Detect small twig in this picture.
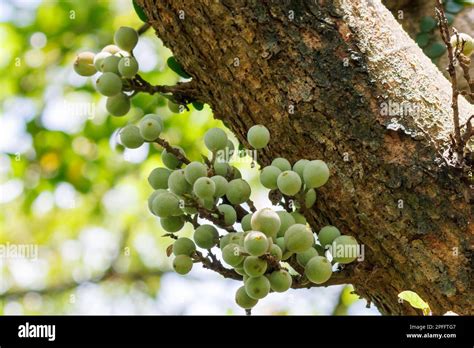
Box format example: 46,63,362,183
137,23,151,36
154,137,191,165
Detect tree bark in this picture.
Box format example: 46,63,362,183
138,0,473,315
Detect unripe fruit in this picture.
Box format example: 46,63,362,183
148,167,171,190
139,115,162,141
151,192,181,217
234,267,247,276
268,269,292,292
305,189,317,208
160,215,185,232
214,162,230,176
318,226,341,248
293,159,309,179
106,93,130,116
118,57,139,78
219,232,244,249
245,275,270,299
102,44,121,55
251,208,281,240
450,33,474,56
172,237,196,256
271,157,291,172
244,231,270,256
331,235,359,264
277,170,302,196
193,224,219,249
193,177,216,199
114,26,139,52
235,286,258,309
303,160,330,188
119,125,144,149
241,213,253,231
231,166,242,179
210,175,228,197
269,244,283,261
101,55,121,74
204,127,228,152
147,189,166,215
167,100,181,113
96,72,122,96
226,179,251,205
284,224,314,253
291,211,307,225
199,197,215,210
161,146,186,169
222,243,244,267
275,237,286,254
305,256,332,284
184,161,207,185
173,255,193,275
247,124,270,149
243,256,268,277
168,169,192,196
260,166,281,189
93,51,111,71
73,52,97,76
296,247,319,267
217,204,237,226
276,211,295,238
143,114,164,129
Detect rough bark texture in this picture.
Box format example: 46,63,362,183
138,0,474,315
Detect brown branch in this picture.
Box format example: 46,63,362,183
154,137,191,165
193,250,241,280
138,23,151,35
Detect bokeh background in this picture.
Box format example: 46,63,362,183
0,0,380,315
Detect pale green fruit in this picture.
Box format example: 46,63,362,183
139,115,162,141
281,251,294,260
245,275,270,299
119,125,143,149
291,211,307,225
222,243,244,267
193,224,219,249
234,267,247,276
161,146,186,169
303,160,330,188
118,56,139,78
173,255,193,275
147,189,166,215
96,72,122,96
296,247,319,267
260,166,281,189
318,226,341,248
199,197,215,210
235,286,258,309
106,93,130,116
168,169,192,196
277,170,302,196
172,237,196,256
247,124,270,149
217,204,237,226
219,232,244,249
184,161,207,185
268,270,292,292
193,177,216,199
73,52,96,76
210,175,228,197
305,189,317,208
275,237,286,254
243,256,267,277
305,256,332,284
151,191,182,217
243,231,269,256
100,55,121,74
102,44,121,55
231,166,242,179
293,159,309,179
214,162,230,176
284,224,314,253
148,167,171,190
225,179,251,205
143,114,164,129
269,244,283,261
204,127,228,152
450,33,474,56
251,208,281,240
271,157,291,171
161,215,185,232
114,26,139,51
276,211,295,238
241,213,253,231
93,51,111,71
331,235,359,264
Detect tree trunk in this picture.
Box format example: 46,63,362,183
138,0,473,315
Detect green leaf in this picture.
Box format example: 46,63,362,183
445,1,464,13
133,0,148,22
192,101,204,111
415,33,431,48
167,56,191,79
424,42,446,58
419,16,437,33
398,291,431,315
